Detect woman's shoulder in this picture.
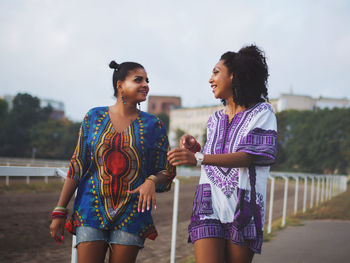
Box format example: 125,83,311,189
140,111,158,121
247,102,275,117
80,106,109,123
257,102,274,112
140,111,164,127
86,106,109,115
206,109,224,126
209,109,224,120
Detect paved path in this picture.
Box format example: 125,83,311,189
254,220,350,263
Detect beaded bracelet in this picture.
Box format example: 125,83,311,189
51,206,68,219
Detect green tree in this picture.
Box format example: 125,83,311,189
31,119,80,159
0,93,52,157
0,98,8,121
273,108,350,174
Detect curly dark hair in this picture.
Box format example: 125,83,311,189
220,45,269,107
109,61,144,98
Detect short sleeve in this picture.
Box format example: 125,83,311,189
148,118,176,192
202,113,215,154
67,111,91,181
236,107,277,165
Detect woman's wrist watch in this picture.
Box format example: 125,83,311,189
194,152,204,167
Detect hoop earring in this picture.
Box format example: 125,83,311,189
121,95,126,105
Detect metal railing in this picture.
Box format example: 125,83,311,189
0,166,347,262
267,172,348,234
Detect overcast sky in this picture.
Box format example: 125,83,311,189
1,0,349,121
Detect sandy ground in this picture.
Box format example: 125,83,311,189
0,179,198,263
0,176,310,263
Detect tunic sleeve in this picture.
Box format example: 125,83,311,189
236,107,277,166
148,119,176,192
67,111,91,182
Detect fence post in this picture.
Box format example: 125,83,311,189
267,176,275,234
280,175,288,227
170,178,180,263
321,176,325,202
54,168,77,263
309,176,314,208
71,190,77,263
330,176,334,198
316,176,320,206
303,176,307,213
6,176,9,186
294,176,299,215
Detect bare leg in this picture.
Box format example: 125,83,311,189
194,238,226,263
225,240,254,263
109,244,140,263
77,241,108,263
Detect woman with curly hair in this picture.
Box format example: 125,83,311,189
168,45,277,263
50,60,176,263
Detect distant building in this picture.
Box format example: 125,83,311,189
271,93,350,112
3,95,14,110
2,94,65,120
168,93,350,146
41,98,65,120
147,95,181,116
169,104,223,147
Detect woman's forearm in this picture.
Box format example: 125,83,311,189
56,177,79,208
202,152,254,168
150,171,171,187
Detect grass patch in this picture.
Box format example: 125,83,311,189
296,183,350,221
183,257,195,263
0,181,64,193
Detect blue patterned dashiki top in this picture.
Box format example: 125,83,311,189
65,107,176,240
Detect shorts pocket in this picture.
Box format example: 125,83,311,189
192,184,214,216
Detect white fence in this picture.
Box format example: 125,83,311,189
0,166,347,263
267,172,347,234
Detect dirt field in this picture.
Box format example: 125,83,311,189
0,176,309,263
0,178,198,263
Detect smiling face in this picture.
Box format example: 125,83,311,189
209,60,233,100
117,68,149,104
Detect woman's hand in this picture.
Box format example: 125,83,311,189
49,218,65,244
126,180,156,212
167,148,197,166
179,134,201,152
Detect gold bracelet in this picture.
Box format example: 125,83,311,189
146,175,158,185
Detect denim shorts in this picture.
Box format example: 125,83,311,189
75,226,145,248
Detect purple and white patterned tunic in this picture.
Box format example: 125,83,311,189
188,102,277,254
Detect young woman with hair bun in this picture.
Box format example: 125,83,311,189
50,60,176,263
168,45,277,263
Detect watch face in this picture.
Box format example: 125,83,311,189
195,152,204,162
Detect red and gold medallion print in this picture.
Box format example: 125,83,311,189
95,122,140,222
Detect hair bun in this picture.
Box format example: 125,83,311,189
109,60,120,70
